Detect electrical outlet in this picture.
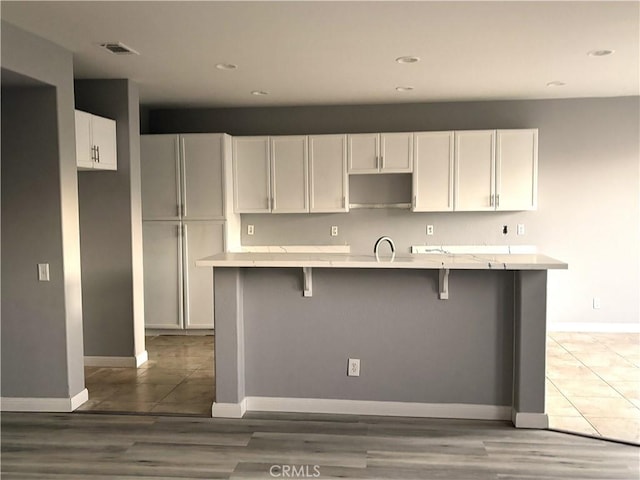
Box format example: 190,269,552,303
517,224,525,235
331,226,338,237
426,225,434,236
37,263,50,282
593,297,601,309
347,358,360,377
247,225,254,235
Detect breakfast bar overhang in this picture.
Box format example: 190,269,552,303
197,252,567,428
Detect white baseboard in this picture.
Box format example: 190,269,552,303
512,409,549,429
240,397,510,421
1,388,89,412
549,322,640,333
211,399,247,418
84,352,148,368
135,350,148,367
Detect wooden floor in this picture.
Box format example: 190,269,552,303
1,412,638,479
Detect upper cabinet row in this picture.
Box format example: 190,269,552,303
414,129,538,212
233,135,349,214
234,129,538,213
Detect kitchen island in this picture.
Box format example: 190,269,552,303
197,251,567,428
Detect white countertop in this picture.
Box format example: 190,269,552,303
196,252,568,270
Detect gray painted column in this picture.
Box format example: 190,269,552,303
212,268,245,416
513,270,548,428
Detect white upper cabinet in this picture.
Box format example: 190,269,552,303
348,132,413,174
412,132,454,212
233,136,271,213
348,133,379,173
271,136,308,213
140,134,224,220
453,129,538,211
380,132,413,172
75,110,117,171
181,134,224,219
141,135,181,219
454,130,496,212
495,129,538,211
309,134,348,213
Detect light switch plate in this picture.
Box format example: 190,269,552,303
247,225,255,235
331,226,338,237
38,263,50,282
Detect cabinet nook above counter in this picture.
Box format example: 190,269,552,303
232,128,538,214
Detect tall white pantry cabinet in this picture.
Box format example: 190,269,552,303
140,133,236,330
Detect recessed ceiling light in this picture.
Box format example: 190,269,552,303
546,81,566,87
251,90,269,96
587,49,615,57
216,63,238,70
396,56,420,64
395,86,414,92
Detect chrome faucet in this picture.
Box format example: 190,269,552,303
374,236,396,261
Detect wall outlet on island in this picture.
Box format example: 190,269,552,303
426,225,434,236
247,224,254,235
593,297,601,309
347,358,360,377
331,225,338,237
517,224,525,235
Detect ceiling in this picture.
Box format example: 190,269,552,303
1,1,638,108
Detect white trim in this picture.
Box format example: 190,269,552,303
548,322,640,333
1,389,88,412
242,245,351,253
244,397,510,420
135,350,149,367
211,399,247,418
512,409,549,429
84,355,139,367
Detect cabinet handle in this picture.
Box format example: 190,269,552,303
342,196,346,209
91,145,96,162
490,194,494,207
96,145,100,163
496,194,500,207
381,155,384,169
413,195,416,208
376,156,380,170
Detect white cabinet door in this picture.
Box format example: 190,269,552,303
412,132,454,212
91,114,117,170
309,135,348,213
143,221,183,329
454,130,495,211
181,134,224,219
141,135,181,220
271,136,308,213
348,133,379,173
233,136,270,213
183,221,224,329
380,132,413,173
496,129,538,211
75,110,93,169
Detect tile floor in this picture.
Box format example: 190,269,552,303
546,332,640,444
78,335,214,416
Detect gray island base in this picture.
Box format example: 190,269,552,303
197,252,567,429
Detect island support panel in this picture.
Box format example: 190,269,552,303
210,267,555,427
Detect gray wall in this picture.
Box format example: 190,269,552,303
1,21,85,398
241,268,514,404
149,97,640,328
75,80,145,358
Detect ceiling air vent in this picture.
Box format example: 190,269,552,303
99,42,140,56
